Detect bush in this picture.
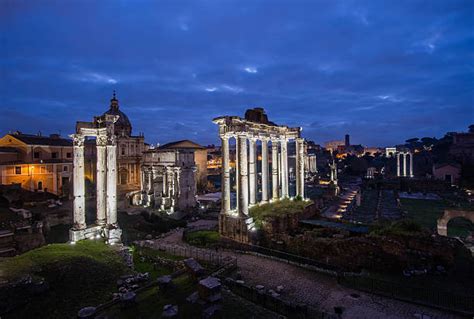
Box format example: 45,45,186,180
185,230,220,247
370,219,423,236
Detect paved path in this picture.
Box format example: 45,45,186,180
146,220,463,319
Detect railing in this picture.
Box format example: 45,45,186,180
338,274,474,315
136,240,235,268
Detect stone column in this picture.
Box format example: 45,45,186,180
296,138,305,199
72,135,86,229
396,153,400,177
248,138,257,205
271,141,279,200
403,153,407,177
409,152,414,177
280,139,289,198
221,136,231,214
237,135,248,216
261,138,269,202
106,136,118,225
96,135,107,225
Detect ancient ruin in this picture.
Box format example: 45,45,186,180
69,113,122,244
140,147,197,214
396,150,414,177
213,108,305,242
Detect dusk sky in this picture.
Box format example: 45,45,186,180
1,0,473,147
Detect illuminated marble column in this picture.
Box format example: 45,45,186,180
106,136,118,225
409,152,414,177
72,134,86,229
296,138,305,198
271,140,279,200
248,138,257,205
403,153,407,177
237,135,248,216
96,135,107,225
261,138,269,202
396,153,400,177
221,136,231,214
280,139,289,198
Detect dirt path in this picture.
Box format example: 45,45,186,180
146,220,463,319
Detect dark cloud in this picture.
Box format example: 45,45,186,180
0,0,473,146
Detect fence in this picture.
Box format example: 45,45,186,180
136,240,235,268
338,274,474,316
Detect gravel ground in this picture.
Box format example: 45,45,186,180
151,220,464,319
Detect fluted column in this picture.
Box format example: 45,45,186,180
396,153,400,177
261,138,269,202
403,153,407,177
248,138,257,205
409,153,414,177
96,135,107,225
271,141,279,200
280,139,288,198
72,134,86,229
296,138,305,198
106,136,118,225
237,135,248,216
221,136,231,214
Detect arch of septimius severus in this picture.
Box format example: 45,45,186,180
69,113,122,244
213,108,305,243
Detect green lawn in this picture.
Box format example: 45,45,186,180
400,198,474,238
0,240,130,319
249,198,312,227
184,230,220,248
132,246,184,279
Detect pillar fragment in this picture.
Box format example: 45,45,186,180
106,136,118,225
248,138,257,205
72,135,86,229
296,138,305,198
271,141,279,200
96,135,107,225
237,135,248,216
261,138,269,202
221,136,231,213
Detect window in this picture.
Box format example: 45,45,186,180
66,152,72,158
15,166,21,175
52,152,58,159
38,181,43,191
63,166,68,172
34,152,40,159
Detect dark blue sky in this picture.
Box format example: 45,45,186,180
1,0,473,147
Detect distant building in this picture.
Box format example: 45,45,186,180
385,147,397,157
433,163,461,185
158,140,207,189
450,126,474,164
83,93,146,190
0,132,73,196
140,147,197,214
325,140,344,152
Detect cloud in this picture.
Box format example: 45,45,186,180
244,66,258,74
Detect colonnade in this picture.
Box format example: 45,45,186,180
220,135,305,217
396,151,413,177
69,114,121,244
141,166,181,211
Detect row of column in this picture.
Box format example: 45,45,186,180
221,135,305,217
396,152,413,177
141,166,181,209
72,134,118,230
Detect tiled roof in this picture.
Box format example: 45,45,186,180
10,134,72,146
159,140,205,150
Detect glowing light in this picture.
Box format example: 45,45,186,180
70,241,76,245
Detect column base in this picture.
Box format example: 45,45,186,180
219,213,255,244
104,226,122,245
69,225,122,245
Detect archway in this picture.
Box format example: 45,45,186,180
447,217,474,239
437,210,474,237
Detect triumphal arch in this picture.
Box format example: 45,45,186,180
69,113,122,244
213,108,305,243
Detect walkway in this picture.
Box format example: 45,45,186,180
141,220,463,319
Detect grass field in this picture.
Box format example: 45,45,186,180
184,230,220,248
400,198,474,238
0,240,130,319
249,198,312,228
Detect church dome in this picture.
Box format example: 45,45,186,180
103,92,132,136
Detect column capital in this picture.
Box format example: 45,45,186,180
96,134,108,147
71,134,86,147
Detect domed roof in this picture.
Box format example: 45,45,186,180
103,92,132,136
